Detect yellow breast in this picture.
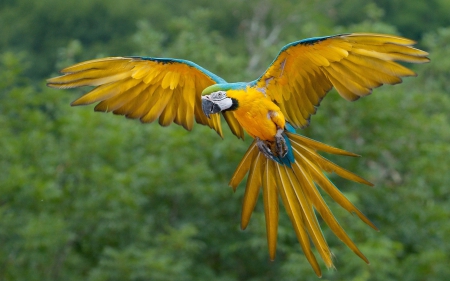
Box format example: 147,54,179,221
227,87,285,141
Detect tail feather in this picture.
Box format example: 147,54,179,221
279,164,333,269
229,132,376,276
291,157,370,263
262,159,279,260
274,163,322,276
240,153,264,229
229,143,259,191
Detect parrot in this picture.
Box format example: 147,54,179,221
47,33,429,276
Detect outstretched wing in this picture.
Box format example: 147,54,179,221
47,57,244,139
252,33,430,128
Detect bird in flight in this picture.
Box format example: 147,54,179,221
48,33,429,276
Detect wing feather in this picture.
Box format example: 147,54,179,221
48,57,244,139
253,33,429,128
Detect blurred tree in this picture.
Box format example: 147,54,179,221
1,0,449,280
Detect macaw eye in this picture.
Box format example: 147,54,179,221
211,91,226,100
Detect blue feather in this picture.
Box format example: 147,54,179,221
271,123,296,167
285,122,296,133
202,82,248,95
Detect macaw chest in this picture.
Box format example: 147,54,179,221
231,98,280,141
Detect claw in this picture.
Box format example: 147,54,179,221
275,128,288,158
256,137,277,162
256,129,288,162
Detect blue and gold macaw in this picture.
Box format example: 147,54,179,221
48,33,429,276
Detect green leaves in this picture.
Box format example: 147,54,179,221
1,1,450,280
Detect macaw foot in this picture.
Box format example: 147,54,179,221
256,137,277,162
275,128,288,158
256,129,288,161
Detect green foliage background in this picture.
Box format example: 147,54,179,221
1,0,449,280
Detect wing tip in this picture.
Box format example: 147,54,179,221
70,99,88,106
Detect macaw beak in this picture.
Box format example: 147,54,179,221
201,96,222,119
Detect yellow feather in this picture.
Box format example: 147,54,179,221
161,71,174,89
323,44,351,61
294,142,373,186
131,64,152,80
385,52,430,64
71,78,141,106
313,68,334,96
350,49,418,76
94,82,150,112
115,95,148,117
292,74,317,118
291,158,369,263
345,33,416,45
48,67,129,86
304,51,330,67
194,98,207,125
60,57,130,73
172,87,187,129
335,60,382,89
141,87,173,123
281,96,303,128
344,56,403,84
213,113,223,137
196,71,232,137
193,77,224,138
194,96,213,131
229,141,259,190
275,163,322,277
262,159,278,260
283,165,333,267
184,104,195,131
351,42,429,57
269,82,285,104
47,72,130,88
170,71,181,90
222,111,245,140
325,65,372,96
297,73,321,109
279,80,291,100
193,87,208,127
123,83,160,119
159,91,178,126
143,66,164,84
291,77,311,116
287,132,360,157
121,85,161,119
297,151,378,230
289,69,315,111
315,45,348,63
241,153,264,229
181,78,197,131
324,71,360,101
177,71,185,87
178,97,193,131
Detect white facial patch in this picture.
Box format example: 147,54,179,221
210,91,233,110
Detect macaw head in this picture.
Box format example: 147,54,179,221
201,90,233,118
201,83,241,118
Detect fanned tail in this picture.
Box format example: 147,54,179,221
229,132,377,277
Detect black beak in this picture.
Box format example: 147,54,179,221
201,97,222,119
